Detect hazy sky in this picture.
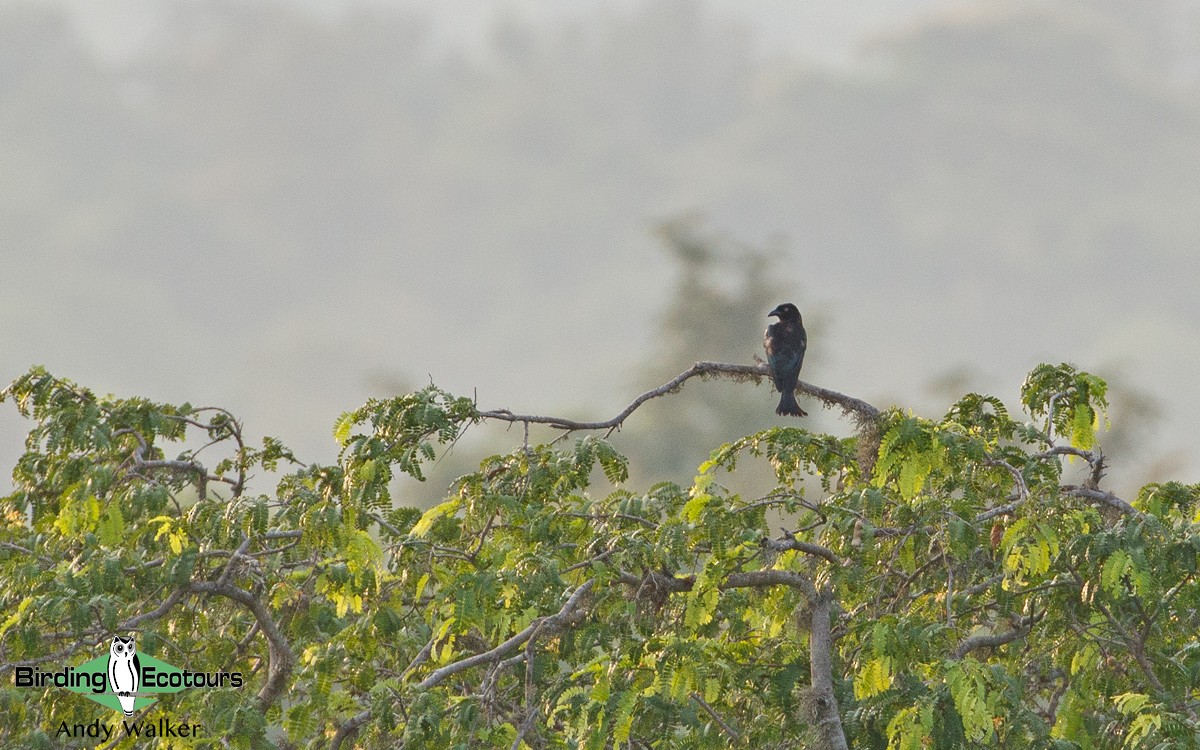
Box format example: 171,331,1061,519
3,0,1198,500
51,0,967,63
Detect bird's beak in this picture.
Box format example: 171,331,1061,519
767,306,784,318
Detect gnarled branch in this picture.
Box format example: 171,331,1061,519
1061,485,1146,520
114,427,239,500
478,361,880,433
187,580,295,711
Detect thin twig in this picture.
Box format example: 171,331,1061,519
690,692,742,741
0,541,53,565
984,456,1029,502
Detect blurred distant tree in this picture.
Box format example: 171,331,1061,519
650,217,784,378
622,217,809,481
4,362,1200,749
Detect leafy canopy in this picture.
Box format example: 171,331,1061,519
2,363,1200,749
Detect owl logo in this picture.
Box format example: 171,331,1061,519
107,636,141,716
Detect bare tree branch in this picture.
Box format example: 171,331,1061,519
808,592,850,750
973,495,1021,523
478,361,880,432
214,536,253,588
1034,444,1109,490
1033,445,1099,463
123,587,190,631
723,569,820,599
0,541,53,565
1,588,192,675
510,627,543,750
330,627,442,750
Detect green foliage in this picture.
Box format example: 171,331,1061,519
335,386,478,485
3,364,1200,749
1022,363,1110,451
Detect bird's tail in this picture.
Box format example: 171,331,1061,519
776,390,807,418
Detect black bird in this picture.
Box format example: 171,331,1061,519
764,303,807,417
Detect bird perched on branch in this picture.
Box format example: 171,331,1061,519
764,302,807,417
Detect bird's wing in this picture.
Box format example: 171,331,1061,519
766,324,804,372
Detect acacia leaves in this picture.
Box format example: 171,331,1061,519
703,426,857,490
334,386,477,484
1022,362,1109,451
